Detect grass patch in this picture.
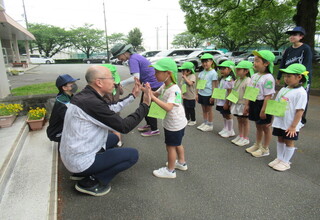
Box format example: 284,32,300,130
273,63,319,88
11,82,58,96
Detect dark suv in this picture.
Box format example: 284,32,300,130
83,55,108,64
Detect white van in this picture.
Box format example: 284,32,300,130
29,54,55,64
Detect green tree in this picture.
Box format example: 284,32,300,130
179,0,319,50
293,0,319,49
127,28,143,50
28,23,70,57
108,33,127,47
172,31,205,48
70,24,105,58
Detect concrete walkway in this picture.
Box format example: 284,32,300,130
0,118,57,220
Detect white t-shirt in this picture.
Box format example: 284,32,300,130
157,84,187,131
249,73,275,100
272,86,307,131
216,78,235,106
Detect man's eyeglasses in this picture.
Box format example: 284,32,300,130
98,77,115,81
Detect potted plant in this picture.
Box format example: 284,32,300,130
0,103,23,128
26,107,47,131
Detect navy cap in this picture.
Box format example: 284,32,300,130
56,74,79,88
286,26,306,35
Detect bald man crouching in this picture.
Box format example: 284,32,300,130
60,65,151,196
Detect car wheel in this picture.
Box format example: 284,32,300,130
46,60,51,64
87,61,91,64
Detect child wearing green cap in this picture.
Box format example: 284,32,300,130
269,63,308,171
230,61,253,147
244,50,276,158
215,60,236,138
149,58,188,179
101,64,124,147
178,62,197,126
196,53,219,132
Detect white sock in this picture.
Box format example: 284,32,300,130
223,118,227,130
207,121,213,126
282,146,295,163
276,142,285,160
226,119,233,131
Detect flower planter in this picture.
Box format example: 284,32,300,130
0,115,17,128
27,117,45,131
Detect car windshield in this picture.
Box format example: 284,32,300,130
238,53,252,57
186,51,202,58
155,50,172,57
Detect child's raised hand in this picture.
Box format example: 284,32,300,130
132,77,142,98
142,83,152,106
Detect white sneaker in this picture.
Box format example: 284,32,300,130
236,138,250,146
220,130,235,138
153,167,176,178
273,161,290,171
268,158,281,168
231,135,241,143
251,147,270,158
200,124,213,132
166,160,188,171
218,128,227,135
197,123,206,130
187,121,197,126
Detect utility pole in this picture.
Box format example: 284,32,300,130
166,14,168,50
22,0,29,29
103,0,110,63
156,27,160,50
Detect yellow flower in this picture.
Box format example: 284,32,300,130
0,103,23,116
28,107,47,120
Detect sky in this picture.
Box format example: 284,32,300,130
4,0,188,51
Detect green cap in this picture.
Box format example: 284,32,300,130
110,43,135,59
149,58,178,83
200,53,214,60
218,60,235,68
178,62,195,74
252,50,275,73
100,64,121,84
280,63,309,88
235,60,254,76
218,60,235,75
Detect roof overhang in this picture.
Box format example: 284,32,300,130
0,10,35,41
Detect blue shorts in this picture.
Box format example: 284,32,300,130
248,100,272,124
216,105,231,115
164,128,185,146
198,94,214,106
272,127,299,140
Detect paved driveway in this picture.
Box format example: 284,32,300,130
9,64,320,219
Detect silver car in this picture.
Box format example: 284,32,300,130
175,50,228,71
148,49,200,64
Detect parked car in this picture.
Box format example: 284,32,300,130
140,50,161,58
29,54,55,64
225,51,247,58
83,55,108,64
247,51,282,64
229,52,253,64
110,58,123,65
175,50,228,70
148,49,201,64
